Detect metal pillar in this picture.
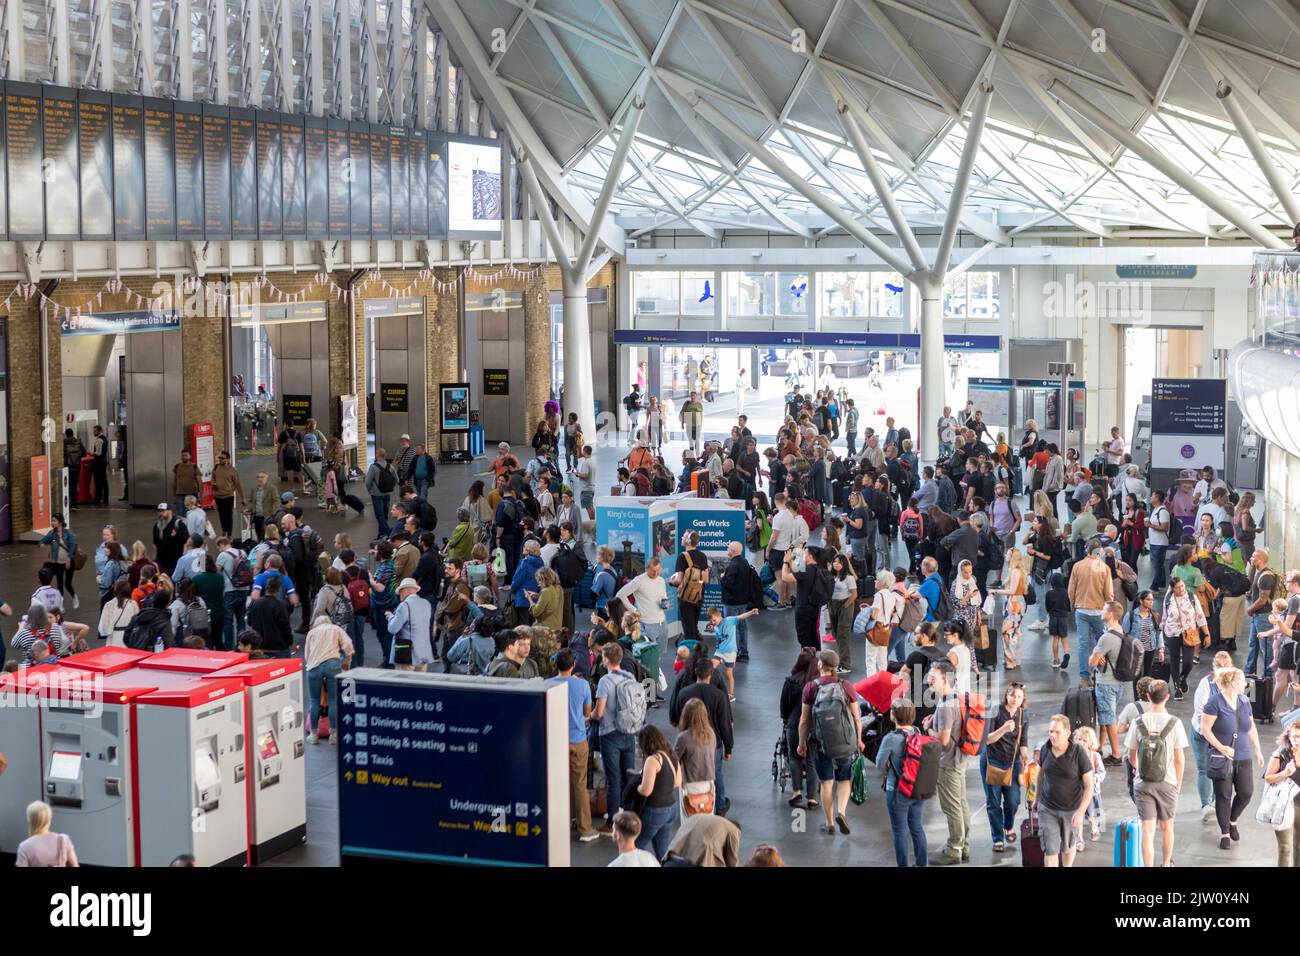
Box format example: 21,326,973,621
917,274,944,461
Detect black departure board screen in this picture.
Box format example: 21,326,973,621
370,125,390,238
256,111,282,238
143,98,175,240
202,104,231,239
7,83,44,238
173,101,203,239
42,88,78,239
327,119,349,237
348,123,370,237
230,108,257,239
304,117,327,237
77,91,112,239
427,133,449,240
408,128,425,238
111,94,144,239
281,117,305,238
389,127,408,238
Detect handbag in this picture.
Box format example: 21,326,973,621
682,780,714,816
974,615,990,651
1182,627,1200,647
868,621,892,647
1207,750,1231,782
985,717,1022,788
1256,779,1300,830
71,551,88,571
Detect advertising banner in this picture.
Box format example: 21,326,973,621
190,422,216,509
440,383,471,433
670,497,748,623
30,454,49,531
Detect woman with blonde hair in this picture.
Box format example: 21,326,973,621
1201,667,1264,851
15,801,77,866
991,549,1029,670
527,566,565,630
1032,490,1058,538
621,609,642,644
674,696,717,816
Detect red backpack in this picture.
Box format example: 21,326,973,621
896,730,941,799
958,692,987,757
633,469,651,497
343,565,371,613
798,497,823,532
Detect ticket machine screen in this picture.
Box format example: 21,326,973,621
49,751,81,780
255,724,282,789
46,749,84,808
258,731,279,761
194,746,221,812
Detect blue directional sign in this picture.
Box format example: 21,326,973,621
337,669,567,867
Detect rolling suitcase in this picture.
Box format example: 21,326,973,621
341,492,366,516
1020,804,1044,867
632,639,662,701
576,565,596,609
1114,817,1142,867
1063,683,1098,733
1247,675,1276,723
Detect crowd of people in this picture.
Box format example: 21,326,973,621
8,376,1300,870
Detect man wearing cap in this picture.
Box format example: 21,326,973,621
393,434,416,482
153,503,187,575
386,577,433,671
250,472,279,541
492,443,520,482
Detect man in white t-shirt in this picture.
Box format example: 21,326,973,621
1147,490,1172,592
1102,426,1126,476
616,557,669,653
1191,466,1227,509
1123,679,1187,867
607,811,659,867
572,445,595,516
767,493,796,571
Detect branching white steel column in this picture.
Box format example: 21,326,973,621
239,0,260,107
205,0,227,102
330,0,351,118
132,0,157,95
0,0,24,81
574,95,645,271
435,33,452,132
87,0,114,89
412,1,430,127
303,0,324,115
825,71,927,272
47,0,70,86
361,0,380,123
271,0,293,111
915,271,943,460
933,80,992,277
170,0,193,98
1043,77,1286,248
1216,82,1300,225
385,0,404,124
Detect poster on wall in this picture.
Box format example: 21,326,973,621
967,378,1012,429
1151,378,1227,471
594,498,652,587
339,394,359,449
440,383,471,433
30,454,49,532
190,422,215,508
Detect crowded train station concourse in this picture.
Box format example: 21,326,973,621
0,0,1297,934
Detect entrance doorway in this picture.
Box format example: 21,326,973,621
1121,327,1204,444
364,297,426,459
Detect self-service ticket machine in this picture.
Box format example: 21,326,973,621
210,658,307,863
137,647,249,675
134,677,249,867
0,666,60,858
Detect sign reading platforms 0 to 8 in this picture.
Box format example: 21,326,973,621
1151,378,1227,471
337,670,569,867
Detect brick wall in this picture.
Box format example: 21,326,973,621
3,289,59,536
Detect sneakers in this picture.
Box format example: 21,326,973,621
309,733,320,745
929,852,960,866
72,595,80,609
329,731,338,746
1201,804,1216,823
837,665,852,675
578,830,601,843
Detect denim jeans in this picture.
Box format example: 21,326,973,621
642,621,667,665
371,494,391,536
723,604,750,656
715,743,728,807
1032,576,1049,624
414,478,432,502
885,788,927,866
599,731,637,824
223,589,248,651
1247,614,1275,677
346,615,367,669
636,802,679,860
1148,544,1168,591
980,752,1023,844
888,625,908,663
846,431,858,458
307,657,342,727
1075,611,1106,680
1190,728,1214,809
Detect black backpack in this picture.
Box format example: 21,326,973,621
376,462,397,494
124,610,172,651
807,568,833,607
272,540,297,577
552,543,587,589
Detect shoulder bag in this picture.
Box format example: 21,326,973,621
985,714,1022,788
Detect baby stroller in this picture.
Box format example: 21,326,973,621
771,724,791,792
859,702,894,763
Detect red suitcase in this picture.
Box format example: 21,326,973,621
1020,804,1044,867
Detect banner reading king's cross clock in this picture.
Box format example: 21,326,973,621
1150,378,1226,471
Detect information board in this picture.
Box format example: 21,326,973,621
483,368,509,396
336,669,568,867
111,95,145,239
968,377,1013,428
1151,378,1227,471
445,136,502,239
369,125,390,238
349,123,371,237
173,101,204,239
229,108,257,239
282,394,312,427
281,117,306,238
304,118,328,237
440,383,470,432
327,120,350,237
143,98,176,240
408,129,427,238
7,83,43,238
78,91,113,239
42,88,78,239
389,127,409,238
202,105,231,239
380,384,408,414
256,111,282,238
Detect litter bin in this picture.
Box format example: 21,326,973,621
632,639,661,702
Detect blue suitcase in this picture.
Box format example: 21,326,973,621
575,565,596,609
1114,817,1142,867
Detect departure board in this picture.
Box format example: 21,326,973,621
348,123,370,237
304,117,327,237
173,101,204,239
408,127,426,238
256,111,282,238
42,88,79,239
230,108,257,239
7,83,44,238
111,94,145,239
78,91,113,239
143,98,175,240
327,119,349,237
427,133,448,240
390,127,409,238
281,117,306,238
369,126,390,238
202,104,231,239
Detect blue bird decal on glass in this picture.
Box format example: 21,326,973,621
698,280,714,302
885,283,904,294
790,279,808,298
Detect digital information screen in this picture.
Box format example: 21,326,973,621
1151,378,1227,471
173,101,204,239
202,105,231,239
143,98,176,240
7,83,44,238
111,94,145,239
78,91,113,239
446,138,502,238
230,108,257,239
42,88,79,239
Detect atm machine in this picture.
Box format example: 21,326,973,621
1227,398,1266,491
0,666,60,858
210,657,307,863
1130,397,1153,474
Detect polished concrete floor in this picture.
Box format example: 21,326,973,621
3,398,1284,867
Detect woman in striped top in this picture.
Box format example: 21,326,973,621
11,603,66,667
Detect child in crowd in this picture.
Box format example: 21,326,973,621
706,605,760,702
1072,725,1106,848
673,644,691,674
1046,571,1072,671
323,463,341,513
